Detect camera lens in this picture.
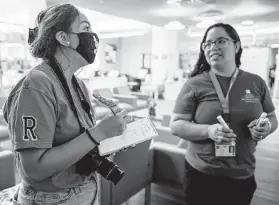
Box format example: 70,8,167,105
107,166,125,185
95,157,125,185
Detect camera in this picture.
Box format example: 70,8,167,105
91,154,125,185
76,149,124,185
90,147,125,185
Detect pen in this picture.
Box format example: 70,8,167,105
217,115,236,144
92,93,117,115
217,115,230,130
256,112,267,127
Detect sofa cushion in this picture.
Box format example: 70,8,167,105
117,103,133,112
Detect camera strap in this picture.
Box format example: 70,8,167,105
47,57,93,134
72,76,94,125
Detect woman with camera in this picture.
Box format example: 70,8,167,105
171,23,278,205
3,3,130,205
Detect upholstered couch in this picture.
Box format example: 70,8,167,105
0,122,15,191
93,87,149,110
113,86,151,101
0,150,15,191
92,87,150,120
151,126,186,187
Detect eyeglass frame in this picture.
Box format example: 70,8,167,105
202,37,237,51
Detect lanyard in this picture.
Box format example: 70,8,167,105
209,69,239,114
47,57,94,133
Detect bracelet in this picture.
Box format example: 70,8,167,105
85,129,100,145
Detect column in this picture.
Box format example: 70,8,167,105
151,27,179,99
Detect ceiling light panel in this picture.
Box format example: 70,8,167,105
167,0,182,6
164,21,185,30
241,20,254,26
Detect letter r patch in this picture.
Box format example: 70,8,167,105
22,116,38,141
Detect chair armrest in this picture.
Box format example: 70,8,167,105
151,142,186,186
130,92,150,101
113,94,138,106
0,150,15,190
155,126,182,145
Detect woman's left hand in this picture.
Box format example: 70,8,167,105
248,118,271,141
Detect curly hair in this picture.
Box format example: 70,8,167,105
29,4,79,59
190,23,243,78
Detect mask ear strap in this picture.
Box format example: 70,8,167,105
93,33,99,43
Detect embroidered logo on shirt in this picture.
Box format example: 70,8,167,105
241,89,259,103
22,116,38,141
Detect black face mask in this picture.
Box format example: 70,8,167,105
70,32,99,64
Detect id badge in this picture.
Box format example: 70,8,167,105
215,141,236,157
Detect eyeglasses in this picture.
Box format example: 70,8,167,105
202,37,236,51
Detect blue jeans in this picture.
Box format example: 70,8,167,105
13,178,99,205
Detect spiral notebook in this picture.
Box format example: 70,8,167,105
98,117,158,156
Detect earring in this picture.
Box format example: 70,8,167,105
67,42,70,46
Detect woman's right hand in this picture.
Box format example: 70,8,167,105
95,109,131,141
207,124,236,143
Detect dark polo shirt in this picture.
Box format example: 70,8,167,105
173,69,275,178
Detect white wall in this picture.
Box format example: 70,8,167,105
97,31,277,81
119,33,152,76
241,47,270,82
118,32,199,78
177,33,201,53
117,33,200,79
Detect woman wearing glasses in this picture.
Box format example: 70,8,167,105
171,23,278,205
